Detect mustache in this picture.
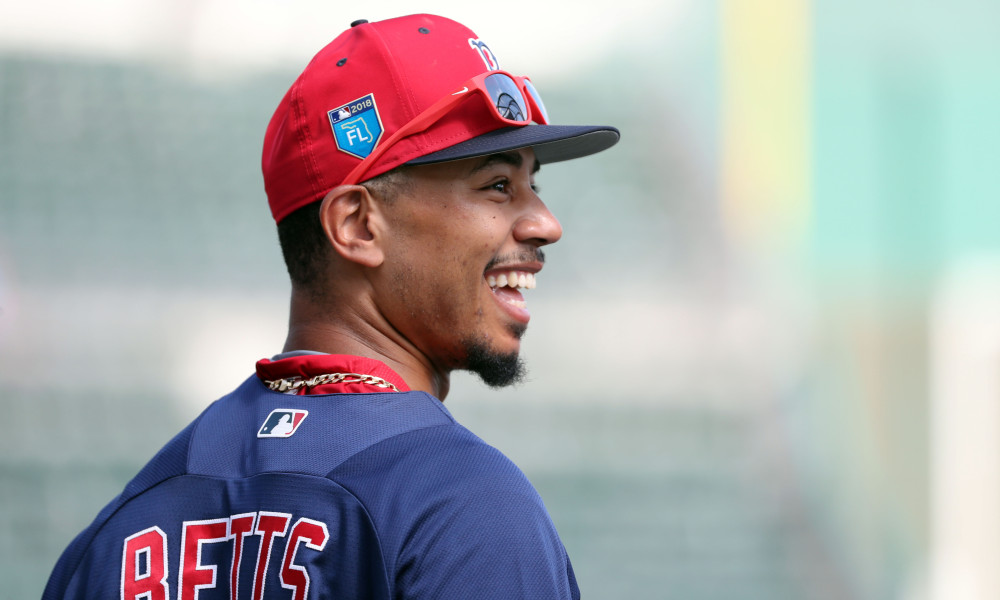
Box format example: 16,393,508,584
484,248,546,272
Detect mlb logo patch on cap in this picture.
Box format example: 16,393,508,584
328,94,384,159
258,409,309,438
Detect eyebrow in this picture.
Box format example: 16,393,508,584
467,151,541,176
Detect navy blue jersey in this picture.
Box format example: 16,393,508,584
43,375,579,599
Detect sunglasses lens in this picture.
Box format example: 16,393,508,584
523,79,549,124
483,73,529,122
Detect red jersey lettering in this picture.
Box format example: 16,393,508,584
227,513,257,600
179,519,228,599
251,512,290,600
121,526,168,600
120,511,326,600
280,518,331,600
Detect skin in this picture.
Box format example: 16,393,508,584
283,147,562,400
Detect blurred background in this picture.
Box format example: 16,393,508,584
2,0,998,598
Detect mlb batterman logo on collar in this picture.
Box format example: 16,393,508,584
261,13,620,223
257,409,309,438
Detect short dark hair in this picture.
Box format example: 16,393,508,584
277,199,327,290
276,167,412,294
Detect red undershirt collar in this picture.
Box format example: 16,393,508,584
255,353,411,395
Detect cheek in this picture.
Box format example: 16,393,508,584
387,204,508,298
419,226,499,280
387,252,476,321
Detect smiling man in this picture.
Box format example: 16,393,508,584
44,14,618,600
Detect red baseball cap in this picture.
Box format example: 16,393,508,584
261,14,620,223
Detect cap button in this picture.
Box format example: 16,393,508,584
350,19,369,27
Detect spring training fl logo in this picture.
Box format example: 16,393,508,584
328,94,384,159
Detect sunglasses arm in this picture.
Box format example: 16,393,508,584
340,88,476,186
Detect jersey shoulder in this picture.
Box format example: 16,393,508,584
331,423,580,599
42,417,198,599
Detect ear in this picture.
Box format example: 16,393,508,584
317,184,386,268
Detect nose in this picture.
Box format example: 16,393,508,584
514,192,563,247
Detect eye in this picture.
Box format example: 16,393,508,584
483,178,511,194
479,177,540,198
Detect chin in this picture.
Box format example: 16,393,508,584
461,335,527,388
508,321,527,340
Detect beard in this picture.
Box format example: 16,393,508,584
464,248,543,387
461,322,527,388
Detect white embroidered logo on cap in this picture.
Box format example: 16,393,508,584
468,38,500,71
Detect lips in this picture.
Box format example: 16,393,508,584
485,269,536,318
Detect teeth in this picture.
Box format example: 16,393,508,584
486,271,536,290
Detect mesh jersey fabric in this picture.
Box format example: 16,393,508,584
42,374,579,599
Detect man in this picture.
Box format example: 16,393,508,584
44,14,618,599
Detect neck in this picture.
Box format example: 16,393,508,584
284,289,452,400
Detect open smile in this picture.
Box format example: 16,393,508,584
485,269,537,322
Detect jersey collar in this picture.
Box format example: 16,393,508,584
256,353,411,394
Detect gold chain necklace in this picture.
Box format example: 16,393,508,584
264,372,399,393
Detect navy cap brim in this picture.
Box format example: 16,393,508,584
405,124,620,166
